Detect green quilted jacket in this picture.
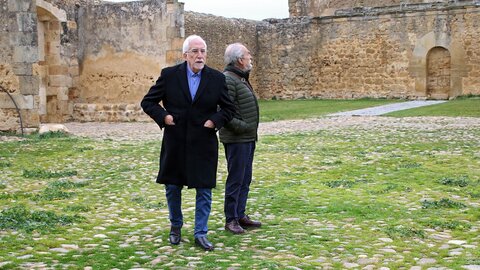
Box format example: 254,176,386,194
219,66,259,143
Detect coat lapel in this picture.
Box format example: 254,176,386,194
177,62,192,103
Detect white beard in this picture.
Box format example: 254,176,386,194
245,61,253,71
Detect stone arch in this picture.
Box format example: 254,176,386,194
35,0,68,122
409,31,468,99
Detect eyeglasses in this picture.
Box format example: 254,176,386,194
187,49,207,55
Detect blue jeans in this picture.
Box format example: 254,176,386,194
223,142,256,223
165,184,212,238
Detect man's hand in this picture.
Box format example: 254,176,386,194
204,120,215,129
164,115,175,125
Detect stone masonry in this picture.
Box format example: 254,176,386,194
1,0,480,131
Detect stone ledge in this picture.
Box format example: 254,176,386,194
72,103,150,122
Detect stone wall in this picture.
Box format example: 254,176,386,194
289,0,443,17
1,0,39,132
73,0,184,122
2,0,480,130
184,12,260,90
1,0,184,130
258,1,479,99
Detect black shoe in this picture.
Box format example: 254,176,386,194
194,236,214,251
169,226,181,245
225,220,245,234
239,215,262,228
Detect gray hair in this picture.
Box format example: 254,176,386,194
182,35,207,53
224,43,245,66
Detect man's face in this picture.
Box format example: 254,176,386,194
184,39,207,73
239,46,253,72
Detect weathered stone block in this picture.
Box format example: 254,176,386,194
49,65,69,75
57,100,69,114
11,31,37,46
16,13,37,32
20,109,40,128
8,0,32,12
0,93,34,109
49,75,72,87
68,65,79,76
39,123,70,134
46,86,59,96
13,46,38,63
12,63,32,75
58,87,69,101
171,37,184,50
67,20,77,30
19,75,39,95
166,50,182,64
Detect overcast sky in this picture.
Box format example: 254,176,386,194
105,0,289,20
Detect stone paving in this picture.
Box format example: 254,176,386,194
327,101,447,116
3,115,480,269
64,115,480,141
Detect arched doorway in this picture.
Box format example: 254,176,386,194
409,32,467,100
426,46,451,99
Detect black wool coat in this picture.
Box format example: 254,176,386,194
141,62,234,188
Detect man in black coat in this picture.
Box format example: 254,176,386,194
141,35,234,251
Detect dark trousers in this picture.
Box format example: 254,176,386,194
223,142,256,223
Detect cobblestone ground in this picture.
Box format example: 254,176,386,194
2,116,480,269
64,116,480,140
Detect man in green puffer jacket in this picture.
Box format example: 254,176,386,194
220,43,262,234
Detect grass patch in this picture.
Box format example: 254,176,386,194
22,169,78,179
0,205,84,232
324,179,359,188
386,96,480,117
33,187,75,201
38,131,71,139
0,160,11,168
131,197,166,210
259,98,402,122
422,219,472,231
421,198,467,209
63,205,91,212
48,180,89,189
438,176,470,187
384,225,425,239
0,192,33,200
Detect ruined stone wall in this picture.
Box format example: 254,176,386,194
73,0,184,122
456,9,480,96
258,2,480,99
1,0,39,132
289,0,444,17
2,0,480,130
184,12,260,90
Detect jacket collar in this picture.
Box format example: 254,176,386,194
225,64,250,82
